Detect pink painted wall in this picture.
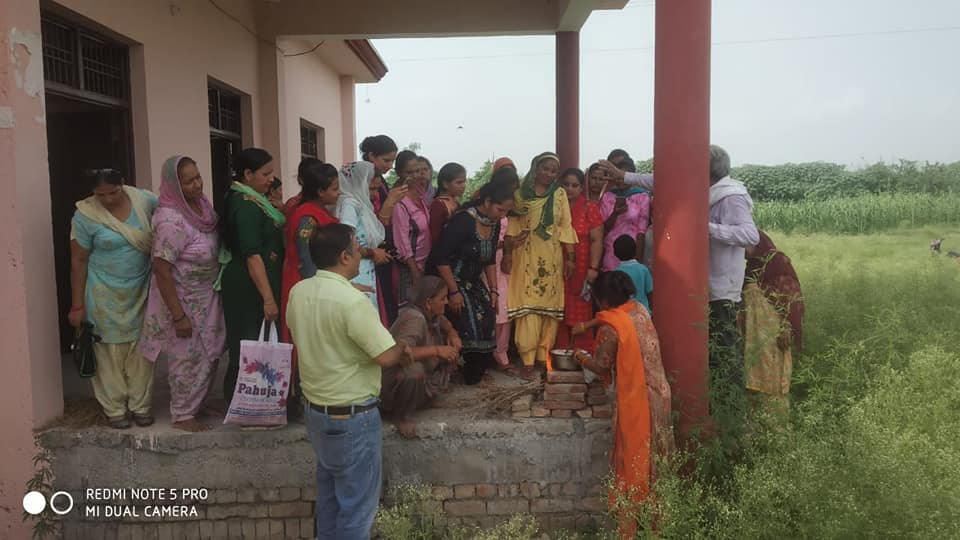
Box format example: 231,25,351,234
0,1,62,535
340,76,358,164
279,39,346,195
52,0,265,191
0,1,360,532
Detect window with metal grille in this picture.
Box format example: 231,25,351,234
300,120,324,161
41,14,128,102
41,18,76,88
209,86,242,139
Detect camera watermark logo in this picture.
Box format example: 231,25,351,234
23,491,74,515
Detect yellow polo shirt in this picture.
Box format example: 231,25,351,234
286,270,395,406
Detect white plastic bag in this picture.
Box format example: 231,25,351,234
224,321,294,426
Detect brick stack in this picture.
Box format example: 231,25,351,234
540,370,614,419
543,370,587,418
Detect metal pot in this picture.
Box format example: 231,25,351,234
550,349,581,371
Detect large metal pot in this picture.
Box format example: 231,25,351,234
550,349,582,371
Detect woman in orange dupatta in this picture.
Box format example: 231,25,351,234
577,271,652,536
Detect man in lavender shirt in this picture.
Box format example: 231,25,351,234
598,145,759,395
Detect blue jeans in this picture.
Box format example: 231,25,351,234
304,402,382,540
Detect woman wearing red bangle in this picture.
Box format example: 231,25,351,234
69,168,158,429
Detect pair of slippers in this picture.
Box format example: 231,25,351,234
108,414,154,430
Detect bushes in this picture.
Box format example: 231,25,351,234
633,158,960,202
374,484,542,540
735,160,960,203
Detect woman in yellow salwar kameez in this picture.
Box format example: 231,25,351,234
503,152,578,379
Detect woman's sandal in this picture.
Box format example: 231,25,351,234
132,414,155,427
498,364,522,377
519,366,537,381
108,416,131,430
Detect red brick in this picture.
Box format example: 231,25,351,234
431,486,454,500
520,481,541,499
531,498,574,513
511,395,533,410
497,483,520,497
544,393,586,404
575,408,593,418
587,394,608,405
550,409,572,418
546,371,585,384
454,484,476,499
544,400,586,410
268,502,312,518
545,383,587,393
476,484,497,498
531,406,550,417
593,404,613,418
579,496,606,512
487,498,529,515
587,385,607,396
444,500,486,516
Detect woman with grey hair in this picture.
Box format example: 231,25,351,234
380,276,462,438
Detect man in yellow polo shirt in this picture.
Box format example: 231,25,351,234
287,223,410,540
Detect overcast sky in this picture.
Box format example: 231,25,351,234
355,0,960,175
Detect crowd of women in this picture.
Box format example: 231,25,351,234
68,135,803,512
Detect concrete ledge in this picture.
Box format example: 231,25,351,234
39,410,611,538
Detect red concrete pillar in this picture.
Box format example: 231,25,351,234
555,31,579,170
652,0,712,441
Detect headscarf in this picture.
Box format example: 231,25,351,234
158,155,218,233
74,185,154,253
516,152,561,240
229,182,286,227
493,157,515,172
336,161,385,247
745,230,804,352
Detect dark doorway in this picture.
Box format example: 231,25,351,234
42,14,132,352
209,84,243,217
209,135,240,218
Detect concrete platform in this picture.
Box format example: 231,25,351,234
43,360,612,538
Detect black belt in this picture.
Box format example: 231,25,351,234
309,401,379,416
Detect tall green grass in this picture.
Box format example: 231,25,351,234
633,228,960,539
754,193,960,234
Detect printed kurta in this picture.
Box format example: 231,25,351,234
506,189,578,320
586,301,675,477
71,190,158,343
140,208,226,421
599,191,650,271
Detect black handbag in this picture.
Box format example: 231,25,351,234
71,322,100,378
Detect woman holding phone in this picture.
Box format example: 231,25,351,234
599,161,650,271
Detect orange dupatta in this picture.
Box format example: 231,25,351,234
596,300,651,529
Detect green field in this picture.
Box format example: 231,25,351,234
641,226,960,539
